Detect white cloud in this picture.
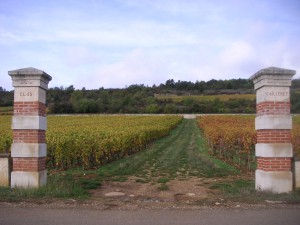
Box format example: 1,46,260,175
64,46,102,67
83,48,169,88
0,31,23,45
219,41,255,65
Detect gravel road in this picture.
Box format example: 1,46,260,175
0,204,299,225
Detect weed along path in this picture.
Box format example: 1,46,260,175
74,118,243,209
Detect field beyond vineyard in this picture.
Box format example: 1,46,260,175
155,93,256,102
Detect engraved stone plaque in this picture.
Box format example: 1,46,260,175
257,86,290,103
14,87,46,103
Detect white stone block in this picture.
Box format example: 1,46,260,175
14,87,46,103
12,116,47,130
9,67,52,90
295,161,300,188
11,143,47,157
250,67,295,90
256,86,290,104
253,77,292,90
255,143,293,157
183,114,196,119
0,156,10,187
12,78,49,90
11,170,47,188
255,169,293,193
255,115,292,130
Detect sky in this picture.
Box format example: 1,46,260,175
0,0,300,90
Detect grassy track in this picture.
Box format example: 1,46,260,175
75,119,237,188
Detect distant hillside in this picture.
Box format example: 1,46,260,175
0,78,299,114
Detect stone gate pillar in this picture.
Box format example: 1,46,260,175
250,67,296,193
8,67,52,188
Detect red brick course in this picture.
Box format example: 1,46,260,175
13,157,46,172
256,129,291,143
14,101,46,116
13,130,46,143
257,157,291,171
257,101,290,116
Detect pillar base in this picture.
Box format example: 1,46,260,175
255,169,292,193
11,170,47,188
0,155,10,187
295,161,300,188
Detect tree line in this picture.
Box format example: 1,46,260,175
1,78,300,114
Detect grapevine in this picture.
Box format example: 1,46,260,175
0,115,182,169
198,115,300,171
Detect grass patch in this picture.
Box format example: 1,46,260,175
209,179,253,194
79,179,101,190
208,179,300,204
111,177,128,182
0,173,88,201
158,184,169,191
157,178,170,184
135,178,149,183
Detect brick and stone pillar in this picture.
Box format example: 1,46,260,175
250,67,296,193
8,67,52,188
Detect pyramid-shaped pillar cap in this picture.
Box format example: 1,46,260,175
250,67,296,90
8,67,52,90
250,67,296,80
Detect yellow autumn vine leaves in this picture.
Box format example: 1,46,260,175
47,115,183,169
293,116,300,157
1,114,299,171
197,115,300,171
0,115,182,169
0,115,12,152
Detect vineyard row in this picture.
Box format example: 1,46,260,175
0,115,182,169
197,115,300,171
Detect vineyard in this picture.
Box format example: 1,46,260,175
0,115,182,169
1,114,300,171
197,115,300,171
294,115,300,157
0,115,12,152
